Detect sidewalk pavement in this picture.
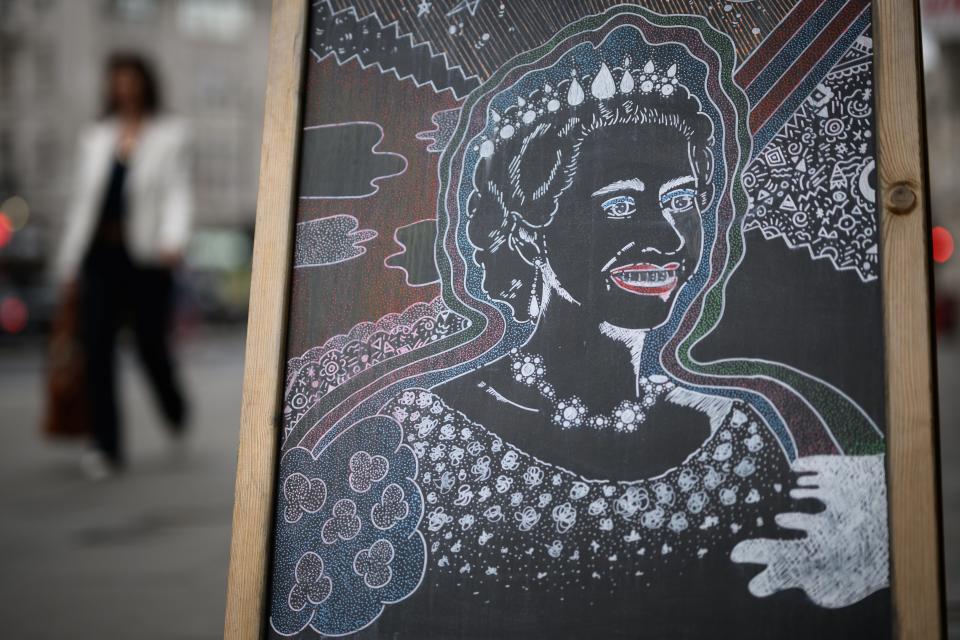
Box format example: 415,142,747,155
0,328,245,640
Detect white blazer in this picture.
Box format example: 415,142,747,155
54,116,193,282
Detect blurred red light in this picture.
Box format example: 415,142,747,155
0,213,12,248
0,296,28,333
933,226,954,264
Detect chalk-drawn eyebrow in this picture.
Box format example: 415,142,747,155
591,179,645,197
658,175,696,197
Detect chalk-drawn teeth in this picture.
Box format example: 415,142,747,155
608,262,680,296
615,270,675,283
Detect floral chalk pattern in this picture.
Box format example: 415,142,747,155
283,473,327,524
354,539,396,588
321,499,362,544
269,416,425,636
289,553,333,611
371,483,411,530
348,451,390,493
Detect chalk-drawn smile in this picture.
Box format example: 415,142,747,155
609,262,680,298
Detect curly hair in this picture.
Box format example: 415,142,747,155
466,71,715,322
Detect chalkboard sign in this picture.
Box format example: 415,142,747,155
225,1,943,638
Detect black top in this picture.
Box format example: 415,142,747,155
91,158,128,249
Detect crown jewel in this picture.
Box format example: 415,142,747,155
477,59,685,158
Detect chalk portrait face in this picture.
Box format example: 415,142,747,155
543,122,704,329
466,67,714,329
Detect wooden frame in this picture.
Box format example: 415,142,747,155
223,1,944,638
875,1,946,638
223,1,306,639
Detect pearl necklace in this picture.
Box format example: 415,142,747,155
508,348,675,432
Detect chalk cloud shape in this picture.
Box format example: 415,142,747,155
299,121,407,199
349,451,390,493
371,483,411,530
384,219,441,286
353,539,396,589
294,215,377,268
415,108,461,154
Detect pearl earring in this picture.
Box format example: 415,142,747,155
529,259,544,318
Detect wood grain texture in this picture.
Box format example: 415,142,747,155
223,1,306,638
875,1,945,637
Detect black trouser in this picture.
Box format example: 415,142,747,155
80,246,186,464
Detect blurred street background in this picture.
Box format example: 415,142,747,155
0,1,267,638
0,1,958,638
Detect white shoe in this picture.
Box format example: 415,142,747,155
80,449,116,481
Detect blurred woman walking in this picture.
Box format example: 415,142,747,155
54,53,192,479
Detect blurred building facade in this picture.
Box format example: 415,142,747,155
921,4,960,636
0,0,270,328
924,1,960,320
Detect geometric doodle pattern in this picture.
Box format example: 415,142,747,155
312,0,479,98
283,297,468,435
744,33,878,282
324,0,799,86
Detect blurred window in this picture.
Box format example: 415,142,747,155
34,131,59,187
104,0,158,21
176,0,253,41
33,44,56,98
0,129,14,192
33,0,56,15
196,65,232,110
0,42,15,106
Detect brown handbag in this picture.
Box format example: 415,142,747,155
42,286,90,438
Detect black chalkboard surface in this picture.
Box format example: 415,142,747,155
224,1,941,638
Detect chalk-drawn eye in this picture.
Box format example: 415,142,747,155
660,188,697,213
600,195,636,219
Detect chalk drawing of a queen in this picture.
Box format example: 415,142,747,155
270,7,890,638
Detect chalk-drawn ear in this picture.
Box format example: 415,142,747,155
696,146,715,209
510,219,543,267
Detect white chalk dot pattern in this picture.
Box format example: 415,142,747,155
354,539,397,589
349,451,390,493
382,389,794,593
283,473,328,524
289,552,333,611
322,499,363,544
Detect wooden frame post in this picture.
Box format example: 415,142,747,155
875,0,945,637
223,1,306,638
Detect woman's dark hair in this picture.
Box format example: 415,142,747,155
467,64,715,321
102,53,162,117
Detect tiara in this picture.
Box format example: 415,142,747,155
478,59,684,158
